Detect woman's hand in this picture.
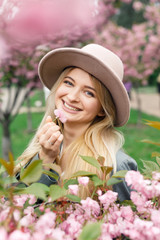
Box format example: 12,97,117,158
37,116,63,169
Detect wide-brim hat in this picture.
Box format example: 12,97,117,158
38,43,130,127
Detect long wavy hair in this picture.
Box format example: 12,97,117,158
16,67,124,198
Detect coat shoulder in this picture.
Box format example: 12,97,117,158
116,150,138,171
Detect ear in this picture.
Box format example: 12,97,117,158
97,109,105,117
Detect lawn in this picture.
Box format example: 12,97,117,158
0,106,160,172
120,109,160,170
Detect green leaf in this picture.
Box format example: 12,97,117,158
42,169,59,181
64,179,79,190
141,169,152,178
0,185,7,196
80,155,101,170
0,165,6,174
141,159,160,172
0,190,7,198
50,185,67,201
111,170,128,178
66,194,81,203
14,183,49,201
78,222,102,240
120,200,137,211
71,171,96,178
20,160,43,185
90,175,104,187
107,178,123,186
0,175,18,186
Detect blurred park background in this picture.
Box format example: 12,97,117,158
0,0,160,171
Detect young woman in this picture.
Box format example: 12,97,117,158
17,44,137,201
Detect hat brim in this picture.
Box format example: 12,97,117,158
38,48,130,127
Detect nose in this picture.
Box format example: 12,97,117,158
67,88,80,102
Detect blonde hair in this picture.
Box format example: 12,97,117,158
16,67,124,199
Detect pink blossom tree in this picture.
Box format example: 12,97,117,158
95,0,160,122
96,1,160,84
0,0,114,160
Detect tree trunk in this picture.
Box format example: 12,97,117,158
2,120,12,161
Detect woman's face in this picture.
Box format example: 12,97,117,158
55,68,103,126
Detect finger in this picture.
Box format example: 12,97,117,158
46,115,53,123
37,123,60,139
44,126,61,141
52,134,63,150
48,131,61,145
39,130,62,149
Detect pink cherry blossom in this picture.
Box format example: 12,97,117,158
8,230,31,240
125,170,144,189
61,216,82,239
35,211,56,234
19,213,36,227
120,206,134,222
54,109,67,123
97,189,102,196
28,194,37,205
78,176,89,186
0,227,8,240
49,228,65,240
13,194,29,207
0,207,10,222
133,1,143,11
99,190,118,210
68,184,79,196
80,197,100,217
152,172,160,181
13,209,21,222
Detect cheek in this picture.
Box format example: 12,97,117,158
85,99,101,114
89,99,101,110
92,101,102,116
55,87,66,99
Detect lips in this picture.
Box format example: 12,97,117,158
63,100,81,111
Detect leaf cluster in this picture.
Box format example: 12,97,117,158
0,153,128,204
140,120,160,177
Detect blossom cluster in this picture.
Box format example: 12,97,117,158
0,171,160,240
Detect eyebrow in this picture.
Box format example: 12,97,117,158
64,76,96,92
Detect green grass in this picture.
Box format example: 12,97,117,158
0,112,44,159
0,108,160,172
120,109,160,171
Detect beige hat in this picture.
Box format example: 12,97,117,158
38,43,130,127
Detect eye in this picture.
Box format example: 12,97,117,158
63,80,73,86
85,91,95,97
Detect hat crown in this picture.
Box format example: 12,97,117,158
82,44,124,82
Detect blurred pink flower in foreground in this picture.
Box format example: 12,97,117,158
3,0,106,46
54,109,67,123
68,185,79,196
99,190,118,210
78,177,89,186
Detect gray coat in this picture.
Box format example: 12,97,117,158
21,150,137,202
113,150,137,201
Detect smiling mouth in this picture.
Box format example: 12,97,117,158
63,101,81,111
